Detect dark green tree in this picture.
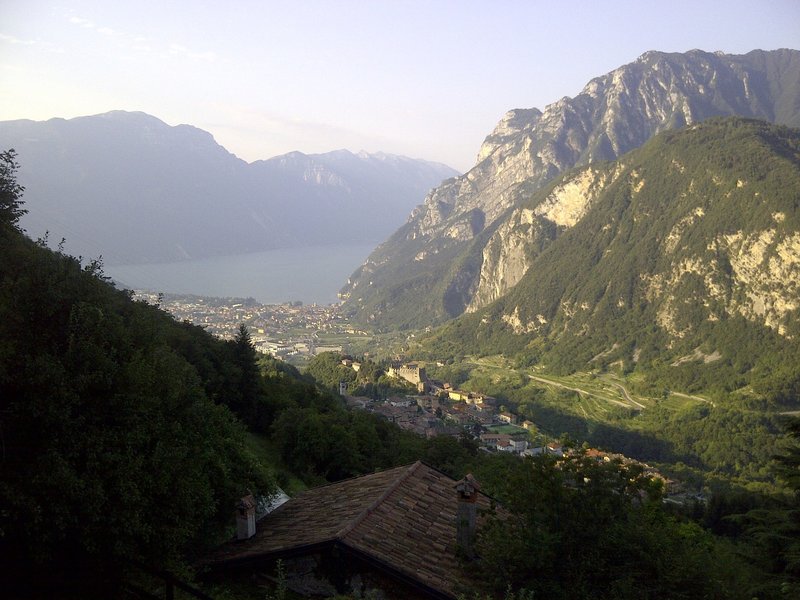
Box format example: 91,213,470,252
304,351,357,394
0,167,272,595
0,149,26,230
743,418,800,597
228,323,262,424
474,454,753,599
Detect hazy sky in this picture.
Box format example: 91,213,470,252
1,1,798,171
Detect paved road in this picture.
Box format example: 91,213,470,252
528,375,634,409
670,391,716,407
470,357,647,411
611,382,646,409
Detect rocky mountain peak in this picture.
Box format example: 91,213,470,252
340,49,800,330
476,108,543,163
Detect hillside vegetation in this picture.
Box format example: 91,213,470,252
426,119,800,390
0,161,273,596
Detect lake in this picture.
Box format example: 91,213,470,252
104,243,377,305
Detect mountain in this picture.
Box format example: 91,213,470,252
339,49,800,329
0,111,458,265
424,117,800,391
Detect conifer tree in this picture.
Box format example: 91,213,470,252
0,149,26,230
231,323,261,425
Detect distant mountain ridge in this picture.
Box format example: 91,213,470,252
0,111,458,264
339,49,800,329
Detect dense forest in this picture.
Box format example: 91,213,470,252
1,149,799,598
0,151,273,594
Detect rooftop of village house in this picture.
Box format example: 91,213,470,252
203,461,496,598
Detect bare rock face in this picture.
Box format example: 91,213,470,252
656,228,800,337
466,166,622,312
341,49,800,329
590,216,800,342
466,207,538,312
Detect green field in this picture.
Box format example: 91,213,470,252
486,423,528,436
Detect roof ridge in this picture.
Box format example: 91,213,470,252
287,462,411,499
335,461,423,540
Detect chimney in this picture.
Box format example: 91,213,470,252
236,494,257,540
455,474,480,558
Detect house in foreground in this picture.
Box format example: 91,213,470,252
202,462,493,599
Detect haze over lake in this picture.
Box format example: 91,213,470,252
105,243,376,305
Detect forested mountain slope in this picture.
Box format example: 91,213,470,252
425,118,800,399
0,160,272,594
340,49,800,329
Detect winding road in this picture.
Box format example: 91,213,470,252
528,375,642,410
611,382,646,409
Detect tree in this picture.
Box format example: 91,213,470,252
0,149,26,230
743,418,800,597
474,454,749,599
0,220,272,595
229,324,262,424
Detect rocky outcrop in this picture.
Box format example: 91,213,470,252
466,207,539,312
465,165,622,312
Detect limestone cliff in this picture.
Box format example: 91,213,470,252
465,166,623,312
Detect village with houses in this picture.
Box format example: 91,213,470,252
207,358,689,597
339,359,679,498
132,290,686,502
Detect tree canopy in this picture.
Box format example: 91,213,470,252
0,158,272,596
473,453,759,599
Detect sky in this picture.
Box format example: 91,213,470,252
1,1,798,172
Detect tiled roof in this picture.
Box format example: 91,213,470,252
205,461,493,598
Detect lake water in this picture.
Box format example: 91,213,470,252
104,243,376,305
